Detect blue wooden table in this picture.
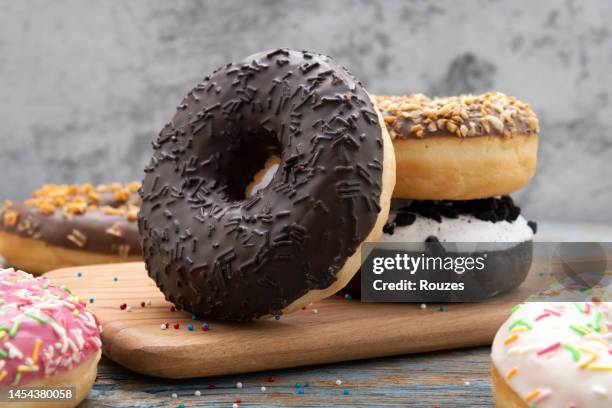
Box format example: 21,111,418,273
83,346,492,407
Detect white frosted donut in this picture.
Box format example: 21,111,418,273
0,268,102,407
380,213,534,252
492,302,612,407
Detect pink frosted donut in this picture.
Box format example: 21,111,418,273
0,268,101,407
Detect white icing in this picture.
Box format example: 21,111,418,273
491,302,612,407
378,214,534,252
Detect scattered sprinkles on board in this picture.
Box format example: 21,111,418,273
0,268,102,387
492,302,612,407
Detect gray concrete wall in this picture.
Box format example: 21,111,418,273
1,0,611,222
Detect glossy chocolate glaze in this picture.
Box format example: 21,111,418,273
139,49,386,321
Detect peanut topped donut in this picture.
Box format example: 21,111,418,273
139,49,395,321
492,302,612,408
0,268,102,407
0,182,142,274
375,93,539,200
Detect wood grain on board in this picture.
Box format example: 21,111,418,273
44,262,533,379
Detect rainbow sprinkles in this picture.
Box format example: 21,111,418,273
0,268,102,387
492,301,612,407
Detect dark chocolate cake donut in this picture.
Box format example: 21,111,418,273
139,49,395,321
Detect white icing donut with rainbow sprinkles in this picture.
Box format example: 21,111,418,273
0,268,101,408
492,302,612,407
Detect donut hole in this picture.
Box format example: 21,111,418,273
245,156,281,198
224,135,281,200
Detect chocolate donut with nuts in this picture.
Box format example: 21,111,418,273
0,182,142,274
377,93,539,200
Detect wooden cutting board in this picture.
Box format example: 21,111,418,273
45,262,527,379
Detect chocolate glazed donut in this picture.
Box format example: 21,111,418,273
139,49,394,321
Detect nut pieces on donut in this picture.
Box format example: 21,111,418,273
0,182,142,274
376,93,538,200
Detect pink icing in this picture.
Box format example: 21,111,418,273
0,268,102,386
